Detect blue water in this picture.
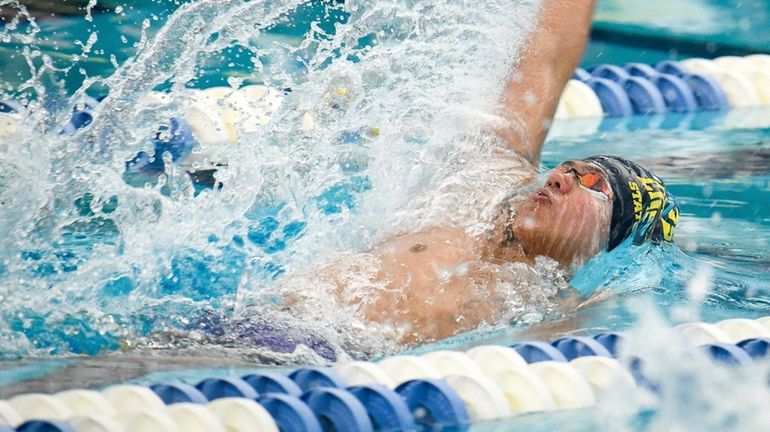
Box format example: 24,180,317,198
1,0,770,429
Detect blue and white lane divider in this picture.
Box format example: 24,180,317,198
5,316,770,431
2,54,768,177
556,54,770,119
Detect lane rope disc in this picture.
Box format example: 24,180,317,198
8,394,73,422
512,342,568,363
420,351,486,379
348,385,417,431
150,383,209,405
702,343,754,366
165,403,226,432
551,336,613,360
0,401,22,428
207,398,279,432
444,373,511,421
118,409,180,432
289,367,349,393
53,390,117,418
395,379,469,430
488,365,555,414
195,377,259,401
528,361,597,410
101,385,166,414
68,414,124,432
377,356,441,386
569,356,636,395
715,318,770,343
257,394,322,432
242,372,303,397
301,388,374,432
466,345,528,376
334,362,395,388
675,322,731,345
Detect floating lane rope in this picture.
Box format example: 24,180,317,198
555,54,770,121
347,385,416,431
257,393,322,432
334,361,396,388
10,316,770,430
101,385,166,414
419,350,487,380
7,394,73,424
377,355,442,385
206,398,279,432
165,403,225,432
242,372,304,397
5,54,767,181
0,402,21,429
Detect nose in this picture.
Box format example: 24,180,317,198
545,169,574,194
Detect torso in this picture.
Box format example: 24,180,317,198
319,141,543,343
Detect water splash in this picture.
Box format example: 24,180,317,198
0,0,549,358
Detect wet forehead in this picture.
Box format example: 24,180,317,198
560,159,605,174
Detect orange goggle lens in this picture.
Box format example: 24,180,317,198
561,165,613,199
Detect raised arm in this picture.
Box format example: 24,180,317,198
497,0,595,163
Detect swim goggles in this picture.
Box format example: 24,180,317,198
559,162,613,200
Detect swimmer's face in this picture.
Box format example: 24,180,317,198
513,160,613,267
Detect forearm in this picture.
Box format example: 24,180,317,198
498,0,595,163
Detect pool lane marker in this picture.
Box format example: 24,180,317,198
15,420,76,432
257,393,323,432
8,394,73,423
377,355,442,385
715,318,770,343
53,390,117,419
420,350,486,380
348,385,416,432
466,345,528,376
101,385,166,414
0,401,21,428
207,398,279,432
242,372,304,397
118,408,180,432
10,316,770,429
569,356,636,394
301,387,373,432
528,362,597,410
489,364,556,413
68,413,124,432
443,372,511,420
555,79,605,119
334,361,395,388
165,403,226,432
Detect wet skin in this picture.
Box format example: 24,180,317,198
322,160,613,343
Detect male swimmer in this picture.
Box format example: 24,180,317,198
223,0,681,357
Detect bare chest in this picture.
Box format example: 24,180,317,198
361,228,503,342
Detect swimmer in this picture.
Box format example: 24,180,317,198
275,0,680,347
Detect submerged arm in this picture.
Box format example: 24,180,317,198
497,0,595,163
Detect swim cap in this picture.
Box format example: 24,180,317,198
581,155,679,251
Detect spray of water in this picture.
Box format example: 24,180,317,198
0,0,563,361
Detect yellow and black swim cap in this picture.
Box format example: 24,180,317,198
581,155,679,251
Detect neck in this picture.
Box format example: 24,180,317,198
480,204,532,265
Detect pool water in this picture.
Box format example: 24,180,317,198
2,0,770,430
